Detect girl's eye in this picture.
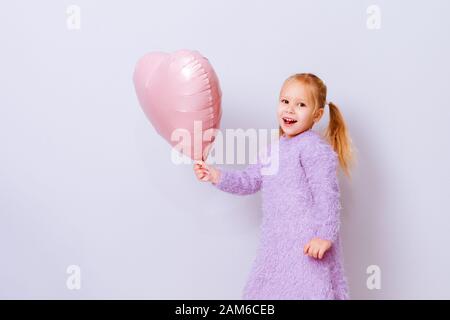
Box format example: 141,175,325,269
281,99,288,104
298,103,306,107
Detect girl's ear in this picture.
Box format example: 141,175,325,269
313,108,324,123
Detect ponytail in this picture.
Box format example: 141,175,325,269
325,102,354,178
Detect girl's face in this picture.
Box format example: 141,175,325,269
277,80,324,138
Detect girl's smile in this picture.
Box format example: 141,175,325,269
281,116,298,125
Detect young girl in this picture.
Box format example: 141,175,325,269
193,73,353,300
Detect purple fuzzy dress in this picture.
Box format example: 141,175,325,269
212,128,349,299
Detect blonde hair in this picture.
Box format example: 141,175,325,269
278,73,355,177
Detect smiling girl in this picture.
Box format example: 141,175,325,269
194,73,354,299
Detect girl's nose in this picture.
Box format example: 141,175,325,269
286,105,295,113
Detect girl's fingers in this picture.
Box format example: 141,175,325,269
196,168,210,181
195,169,204,179
201,171,210,181
307,245,317,258
196,160,206,167
194,160,214,183
318,248,325,259
195,168,208,175
313,247,319,259
194,163,206,169
303,243,310,255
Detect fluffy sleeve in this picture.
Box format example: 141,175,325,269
300,139,342,243
211,142,275,196
212,161,263,195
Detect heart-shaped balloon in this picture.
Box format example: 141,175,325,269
133,49,222,161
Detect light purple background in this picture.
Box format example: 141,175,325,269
1,0,449,299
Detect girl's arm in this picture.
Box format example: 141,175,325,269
300,140,342,244
212,161,263,195
195,144,274,195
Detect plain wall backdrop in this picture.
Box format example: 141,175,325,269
1,0,449,299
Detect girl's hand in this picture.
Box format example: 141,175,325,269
303,238,332,260
193,160,220,184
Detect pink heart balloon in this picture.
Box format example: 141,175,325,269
133,49,222,161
